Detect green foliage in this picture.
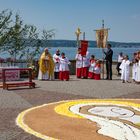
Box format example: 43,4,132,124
4,14,25,59
0,10,12,47
0,9,55,65
42,29,55,47
21,25,40,65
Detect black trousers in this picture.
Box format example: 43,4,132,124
116,62,121,75
54,72,59,79
106,61,112,79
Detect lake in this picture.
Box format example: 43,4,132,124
48,47,140,61
1,47,140,61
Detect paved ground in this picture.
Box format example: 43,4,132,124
0,75,140,140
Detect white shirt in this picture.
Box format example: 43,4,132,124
94,66,101,74
89,60,96,72
75,53,82,68
118,55,123,63
82,51,90,67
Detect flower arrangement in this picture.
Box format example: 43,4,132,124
28,65,37,79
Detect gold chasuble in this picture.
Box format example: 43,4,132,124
39,52,54,78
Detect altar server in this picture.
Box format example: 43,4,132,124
59,52,70,81
88,55,96,79
75,48,82,78
94,60,101,80
81,51,90,79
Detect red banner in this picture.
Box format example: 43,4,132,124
80,40,88,56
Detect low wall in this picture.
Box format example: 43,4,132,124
69,60,133,76
0,60,133,77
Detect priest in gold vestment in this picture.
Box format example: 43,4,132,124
38,48,54,80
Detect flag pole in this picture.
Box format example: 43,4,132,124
94,20,110,80
102,20,105,80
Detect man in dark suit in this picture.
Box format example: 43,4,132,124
104,43,113,80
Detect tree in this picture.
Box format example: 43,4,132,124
0,9,56,66
42,29,55,48
0,10,12,48
21,25,41,66
22,27,55,67
4,13,26,60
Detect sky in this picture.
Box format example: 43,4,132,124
0,0,140,42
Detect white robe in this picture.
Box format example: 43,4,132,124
94,66,101,74
53,54,60,72
136,60,140,82
75,54,82,68
132,63,137,80
82,51,90,68
120,60,130,81
59,57,70,71
38,69,49,80
89,61,96,72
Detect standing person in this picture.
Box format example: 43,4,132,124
104,43,113,80
94,60,101,80
59,52,70,81
75,48,82,78
116,52,123,76
81,51,90,79
136,51,140,84
119,55,130,83
38,48,54,80
88,55,96,79
132,52,138,82
53,49,60,79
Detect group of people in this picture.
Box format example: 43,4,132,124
37,45,140,84
38,48,70,81
116,51,140,83
37,44,114,81
75,47,101,80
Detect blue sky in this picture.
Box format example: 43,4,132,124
1,0,140,42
